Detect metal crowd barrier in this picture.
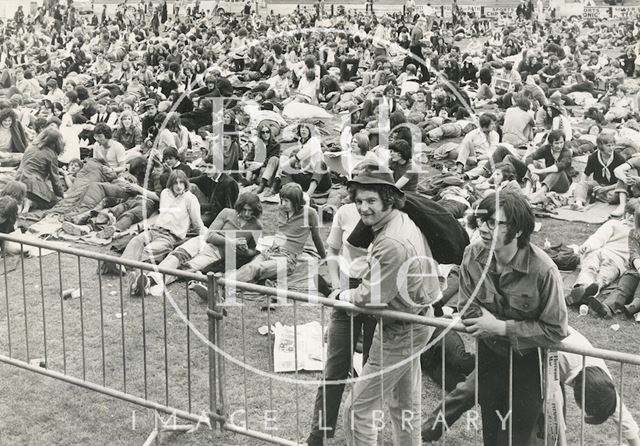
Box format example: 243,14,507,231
0,233,225,444
1,232,640,445
212,276,640,446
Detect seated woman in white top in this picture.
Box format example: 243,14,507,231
122,169,207,296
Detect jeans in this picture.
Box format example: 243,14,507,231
575,249,623,290
68,182,129,222
109,196,158,231
541,171,571,194
422,371,476,441
121,227,180,264
232,246,297,282
574,179,625,204
343,316,433,445
421,328,475,392
603,270,640,314
307,305,377,443
478,341,542,446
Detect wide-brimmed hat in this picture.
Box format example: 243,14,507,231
347,167,404,196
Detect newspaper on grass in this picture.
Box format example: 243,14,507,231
273,321,327,373
272,321,364,374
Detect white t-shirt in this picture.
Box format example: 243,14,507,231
93,139,127,169
326,203,369,279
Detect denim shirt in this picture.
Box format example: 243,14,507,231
459,241,569,356
340,209,442,315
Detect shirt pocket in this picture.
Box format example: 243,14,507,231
507,292,540,320
474,288,498,315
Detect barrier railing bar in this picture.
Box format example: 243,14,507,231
218,281,227,427
57,252,66,374
216,278,640,366
0,234,207,283
163,273,169,407
19,243,29,362
266,285,274,438
293,298,300,445
508,347,513,446
97,260,106,386
3,251,12,358
349,312,354,443
118,270,127,394
474,338,479,446
185,282,192,414
141,428,158,446
207,273,218,432
222,422,302,446
241,290,248,430
580,355,586,446
38,249,48,368
0,352,206,425
618,362,624,446
441,333,446,446
379,317,384,425
141,268,148,400
320,303,327,444
77,256,86,380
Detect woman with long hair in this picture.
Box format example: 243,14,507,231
113,110,143,150
254,121,282,193
15,127,66,212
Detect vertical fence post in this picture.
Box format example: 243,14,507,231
19,243,29,362
508,346,513,446
207,273,218,431
3,250,12,358
440,333,446,446
38,251,48,368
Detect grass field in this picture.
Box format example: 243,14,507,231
0,203,639,446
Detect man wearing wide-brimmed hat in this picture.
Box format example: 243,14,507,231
339,165,441,445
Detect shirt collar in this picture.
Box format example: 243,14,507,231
371,209,400,234
476,243,531,274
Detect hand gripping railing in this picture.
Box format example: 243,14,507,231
211,275,640,446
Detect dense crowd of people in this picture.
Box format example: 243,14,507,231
2,0,640,444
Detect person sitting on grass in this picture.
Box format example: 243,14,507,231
192,183,326,299
132,192,263,296
92,122,128,174
588,207,640,319
454,113,499,175
388,139,418,192
1,181,27,214
123,170,207,296
162,147,193,178
265,122,332,201
15,127,66,213
567,214,631,307
526,129,573,204
572,132,627,217
188,158,239,227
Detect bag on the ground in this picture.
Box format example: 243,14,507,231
544,243,579,271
